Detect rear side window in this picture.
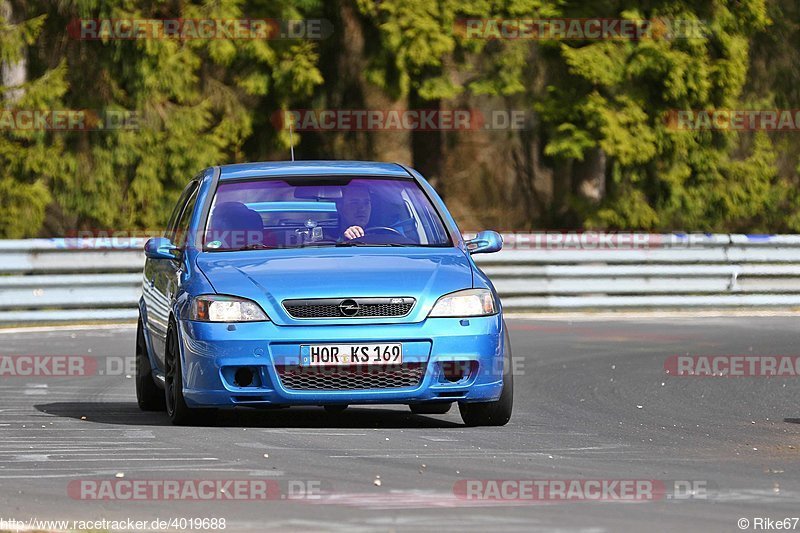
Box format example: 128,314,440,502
166,181,199,247
173,187,199,248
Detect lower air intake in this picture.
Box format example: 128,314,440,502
275,363,426,390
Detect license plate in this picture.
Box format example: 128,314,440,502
300,343,403,366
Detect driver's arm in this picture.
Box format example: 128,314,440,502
343,226,365,240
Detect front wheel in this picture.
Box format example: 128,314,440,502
164,321,198,425
458,325,513,427
136,317,165,412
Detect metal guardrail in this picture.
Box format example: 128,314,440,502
1,235,800,323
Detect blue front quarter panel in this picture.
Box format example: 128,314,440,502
176,315,504,407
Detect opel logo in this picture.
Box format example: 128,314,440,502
338,299,360,317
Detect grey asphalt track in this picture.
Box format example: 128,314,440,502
1,316,799,532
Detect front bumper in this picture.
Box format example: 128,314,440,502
176,315,504,407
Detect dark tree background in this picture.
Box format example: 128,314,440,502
1,0,797,236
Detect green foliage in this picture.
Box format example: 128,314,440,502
0,176,50,238
0,0,797,235
1,0,323,235
536,2,781,231
0,14,64,237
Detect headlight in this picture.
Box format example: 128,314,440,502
191,295,269,322
428,288,497,317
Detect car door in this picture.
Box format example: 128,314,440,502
145,181,199,366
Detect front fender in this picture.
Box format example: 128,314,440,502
137,299,163,376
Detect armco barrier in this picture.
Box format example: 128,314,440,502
1,234,799,323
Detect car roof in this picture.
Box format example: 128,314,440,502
217,160,412,180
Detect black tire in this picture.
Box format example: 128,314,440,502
458,324,513,427
136,317,166,412
410,402,452,415
164,320,198,425
324,405,348,414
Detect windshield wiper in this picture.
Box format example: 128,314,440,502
220,243,278,251
334,241,418,247
335,241,372,247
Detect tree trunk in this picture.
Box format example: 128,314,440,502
551,158,572,224
1,1,26,104
572,147,606,203
409,89,443,195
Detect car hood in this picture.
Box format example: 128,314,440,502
195,247,473,325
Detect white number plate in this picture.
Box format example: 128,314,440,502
300,343,403,366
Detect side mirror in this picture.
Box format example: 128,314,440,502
144,237,181,260
466,230,503,254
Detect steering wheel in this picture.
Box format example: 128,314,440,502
387,217,416,231
364,226,403,236
354,225,417,245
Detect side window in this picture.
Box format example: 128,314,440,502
173,186,199,249
165,182,197,239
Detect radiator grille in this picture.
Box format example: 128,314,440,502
284,298,414,319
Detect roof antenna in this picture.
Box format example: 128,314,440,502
289,118,295,162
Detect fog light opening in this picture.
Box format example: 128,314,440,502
442,361,471,383
234,367,254,387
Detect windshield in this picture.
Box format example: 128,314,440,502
203,177,452,251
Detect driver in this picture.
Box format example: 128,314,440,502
338,184,372,240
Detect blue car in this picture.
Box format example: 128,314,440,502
137,161,512,426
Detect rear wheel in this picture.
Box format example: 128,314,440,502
458,325,513,427
136,317,165,412
409,402,452,415
165,321,198,425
